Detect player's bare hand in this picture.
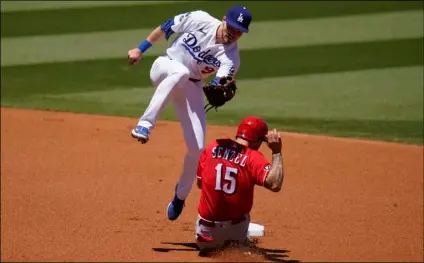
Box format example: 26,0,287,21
266,129,282,154
128,48,142,65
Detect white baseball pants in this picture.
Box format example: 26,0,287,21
195,214,250,251
137,56,206,200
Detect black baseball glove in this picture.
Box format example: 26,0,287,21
203,76,237,112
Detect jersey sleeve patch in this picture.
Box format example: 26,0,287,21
262,164,271,185
171,12,193,33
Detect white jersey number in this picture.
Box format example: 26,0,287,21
215,163,238,194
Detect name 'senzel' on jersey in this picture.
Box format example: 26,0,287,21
211,146,248,167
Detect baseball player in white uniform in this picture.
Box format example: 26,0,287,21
127,5,252,221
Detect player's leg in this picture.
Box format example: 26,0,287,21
167,81,206,220
131,56,190,143
195,216,226,252
228,214,251,245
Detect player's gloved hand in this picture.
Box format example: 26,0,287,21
265,129,282,154
128,48,142,65
203,76,237,113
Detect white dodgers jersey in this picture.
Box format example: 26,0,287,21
166,11,240,80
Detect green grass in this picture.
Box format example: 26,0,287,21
2,101,422,145
1,1,423,145
2,10,422,67
2,38,422,98
211,114,424,145
0,1,181,12
2,1,422,37
2,65,423,144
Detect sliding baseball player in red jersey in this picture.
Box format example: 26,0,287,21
194,116,285,251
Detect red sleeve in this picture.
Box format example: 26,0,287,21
250,152,271,186
196,148,207,180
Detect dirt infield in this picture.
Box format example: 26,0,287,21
1,107,423,262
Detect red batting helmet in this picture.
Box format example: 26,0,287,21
236,116,268,142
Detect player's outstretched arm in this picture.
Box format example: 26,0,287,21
128,11,192,65
128,26,165,65
264,129,284,192
146,26,167,44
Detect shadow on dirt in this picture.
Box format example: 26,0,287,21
152,242,198,252
152,241,301,262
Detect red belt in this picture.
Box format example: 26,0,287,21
199,215,247,228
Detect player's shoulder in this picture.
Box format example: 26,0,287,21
220,47,240,63
185,10,220,24
218,41,240,66
247,148,268,161
249,148,266,156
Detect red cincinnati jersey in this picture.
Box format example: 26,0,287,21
196,138,271,221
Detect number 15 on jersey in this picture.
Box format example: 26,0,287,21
215,163,238,195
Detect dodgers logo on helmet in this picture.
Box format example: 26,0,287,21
237,13,244,23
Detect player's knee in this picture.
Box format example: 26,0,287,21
173,67,190,83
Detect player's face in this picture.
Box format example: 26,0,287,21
222,18,243,44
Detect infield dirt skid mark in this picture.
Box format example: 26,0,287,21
1,107,422,262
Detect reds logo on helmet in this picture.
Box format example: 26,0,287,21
236,116,268,142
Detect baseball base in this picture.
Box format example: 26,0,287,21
247,223,265,237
